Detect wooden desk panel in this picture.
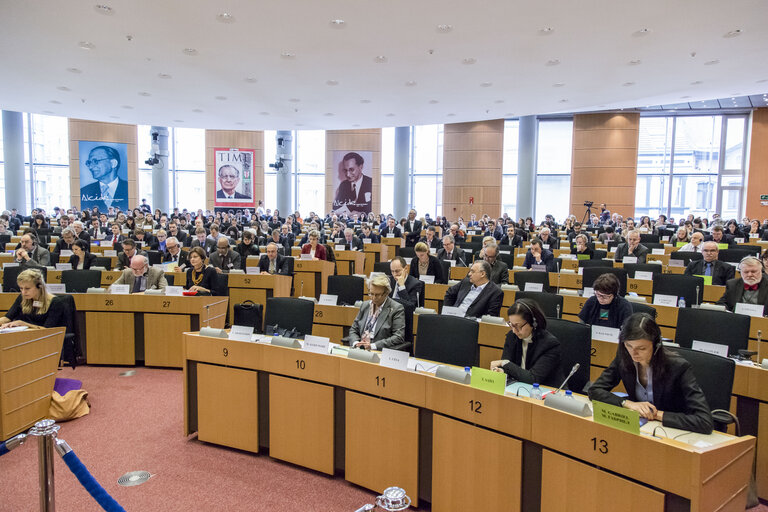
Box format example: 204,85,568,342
334,250,366,276
339,358,426,407
226,273,292,324
197,363,259,453
478,322,507,350
591,339,619,368
363,243,388,276
293,260,334,298
261,343,340,385
548,272,582,289
626,278,653,296
268,375,334,475
85,312,135,365
345,391,419,501
479,346,502,368
432,414,521,512
144,314,190,367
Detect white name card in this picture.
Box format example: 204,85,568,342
335,244,345,252
623,256,638,264
653,294,678,307
524,282,544,292
3,263,19,269
542,244,550,250
582,286,594,298
692,340,729,358
379,347,410,371
55,263,72,271
419,275,435,284
651,248,665,255
661,236,671,242
303,335,330,354
734,238,745,244
228,325,254,342
60,250,73,257
318,294,338,305
104,250,117,257
635,271,654,281
300,253,313,260
166,286,183,296
668,258,684,267
386,234,395,238
363,238,372,244
429,248,437,254
578,267,584,275
750,233,759,238
592,325,620,343
440,305,465,317
448,260,456,267
499,250,511,255
246,267,260,274
46,284,66,294
735,302,764,318
110,284,130,295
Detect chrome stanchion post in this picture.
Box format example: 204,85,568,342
28,419,60,512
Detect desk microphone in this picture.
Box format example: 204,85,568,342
695,285,700,307
758,329,763,367
556,261,561,295
548,363,580,396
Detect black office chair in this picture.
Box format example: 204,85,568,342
438,259,451,283
146,250,163,266
514,271,552,293
652,274,704,307
327,275,365,306
671,347,736,432
0,234,11,249
578,259,613,269
212,273,229,297
670,251,703,266
372,261,392,275
582,267,628,297
674,308,749,357
399,247,416,259
391,297,415,354
49,253,60,265
735,245,762,256
497,253,515,268
92,256,112,270
592,249,607,260
3,266,47,292
643,242,666,251
623,263,663,279
514,291,563,318
546,319,591,393
639,234,660,244
264,297,315,337
61,270,102,293
629,300,657,319
414,314,478,367
719,248,758,263
57,294,82,368
657,228,675,241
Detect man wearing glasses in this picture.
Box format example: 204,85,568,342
216,165,250,199
347,275,406,351
80,145,128,211
442,260,503,318
684,241,734,286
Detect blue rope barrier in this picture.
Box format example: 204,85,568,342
60,450,126,512
0,441,8,456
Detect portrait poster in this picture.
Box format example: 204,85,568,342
214,147,256,209
331,150,373,215
79,140,129,212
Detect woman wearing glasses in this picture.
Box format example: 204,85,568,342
578,273,633,329
490,299,564,388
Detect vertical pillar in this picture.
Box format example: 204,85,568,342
150,126,169,213
393,126,410,218
516,116,537,221
2,111,27,213
275,130,293,216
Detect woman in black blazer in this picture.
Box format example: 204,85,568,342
570,233,595,260
409,242,446,284
588,313,713,434
490,299,565,388
69,239,97,270
185,246,218,295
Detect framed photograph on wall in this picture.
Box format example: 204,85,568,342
331,150,373,215
79,140,129,213
214,147,256,209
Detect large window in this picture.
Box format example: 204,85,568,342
294,130,325,217
636,115,747,220
380,127,395,216
502,119,519,218
535,119,573,223
263,130,277,212
410,124,443,217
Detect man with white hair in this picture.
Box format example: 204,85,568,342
678,232,705,253
717,256,768,314
613,230,649,263
538,227,560,250
684,241,734,286
342,227,364,251
72,220,91,244
113,255,167,293
347,274,406,351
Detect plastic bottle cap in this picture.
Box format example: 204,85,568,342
464,367,470,372
532,383,539,387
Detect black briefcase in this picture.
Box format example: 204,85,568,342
233,300,264,333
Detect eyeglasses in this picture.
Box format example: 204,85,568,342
507,321,528,331
85,157,111,167
219,174,238,180
595,291,614,300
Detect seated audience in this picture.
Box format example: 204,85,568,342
482,244,509,284
209,238,241,273
578,273,632,328
613,230,648,263
570,234,594,259
443,260,503,318
347,274,406,351
114,255,168,293
70,239,97,270
717,256,768,315
258,242,294,275
116,239,148,270
683,241,734,285
301,230,327,260
0,269,68,331
409,242,446,284
388,256,423,307
522,238,556,271
436,235,466,267
184,246,218,295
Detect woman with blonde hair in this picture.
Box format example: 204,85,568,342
0,269,67,330
409,242,447,284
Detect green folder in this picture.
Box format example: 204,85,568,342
694,274,713,286
470,367,506,395
577,254,590,260
592,401,640,434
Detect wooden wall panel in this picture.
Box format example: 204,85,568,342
68,119,138,209
205,130,264,212
745,109,768,218
570,113,640,220
325,129,381,215
443,119,504,221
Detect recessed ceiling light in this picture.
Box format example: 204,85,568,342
429,99,439,104
462,58,476,65
539,27,554,35
192,108,203,113
138,91,151,97
49,100,61,104
235,122,245,126
288,98,301,103
724,29,743,38
158,73,172,79
690,80,703,85
244,77,258,83
386,113,396,117
546,59,560,66
436,24,453,32
66,67,82,74
360,99,371,104
182,48,198,56
559,99,569,103
494,99,505,103
326,80,339,86
623,81,635,87
280,51,296,59
121,105,133,109
704,59,720,66
216,12,234,23
374,55,387,64
757,79,768,83
56,86,71,91
681,95,691,99
634,28,652,36
78,41,95,50
215,96,227,100
93,4,113,15
324,113,334,116
405,80,417,86
446,113,456,117
295,123,304,127
42,110,55,114
629,59,642,65
552,82,565,87
480,82,493,87
505,113,515,117
173,120,184,123
329,19,345,27
109,115,119,119
259,111,270,115
352,124,360,127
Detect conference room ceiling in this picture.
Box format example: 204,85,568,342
1,1,767,130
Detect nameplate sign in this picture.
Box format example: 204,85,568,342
386,234,395,238
3,263,19,269
166,286,184,296
318,294,338,306
582,286,594,298
300,254,313,260
60,250,73,257
735,302,764,318
692,339,729,358
668,258,684,267
379,347,410,371
577,254,590,260
46,284,66,294
110,284,130,295
693,274,713,286
653,294,678,307
303,335,330,354
661,236,670,242
246,267,260,274
635,271,653,281
441,306,464,317
55,263,72,271
531,264,547,272
103,250,117,257
228,325,254,342
651,248,665,255
419,275,435,284
578,267,584,275
592,325,620,343
470,367,506,395
750,233,760,238
429,248,437,254
592,400,640,435
623,256,638,264
717,243,729,250
363,238,372,244
335,245,345,252
524,282,543,292
734,238,745,244
542,244,550,250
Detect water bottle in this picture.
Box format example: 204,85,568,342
565,390,574,399
677,296,686,308
531,383,542,400
464,366,471,376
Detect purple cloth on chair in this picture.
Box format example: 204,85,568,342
54,378,82,396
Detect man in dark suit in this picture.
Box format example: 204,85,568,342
80,145,129,211
684,241,735,286
333,152,373,213
522,239,557,272
216,165,250,199
706,225,734,248
190,227,216,254
72,221,91,244
360,224,380,243
419,226,442,250
613,230,649,263
162,237,189,268
167,221,189,247
340,228,364,251
483,245,510,285
379,217,402,238
538,227,560,250
388,256,424,307
448,224,465,245
403,209,422,247
347,274,406,351
436,235,466,267
443,260,504,318
258,243,294,275
717,256,768,315
500,226,523,248
116,239,148,270
484,219,503,241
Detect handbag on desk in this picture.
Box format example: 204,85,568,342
233,300,264,334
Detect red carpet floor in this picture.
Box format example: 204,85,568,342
0,366,765,511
